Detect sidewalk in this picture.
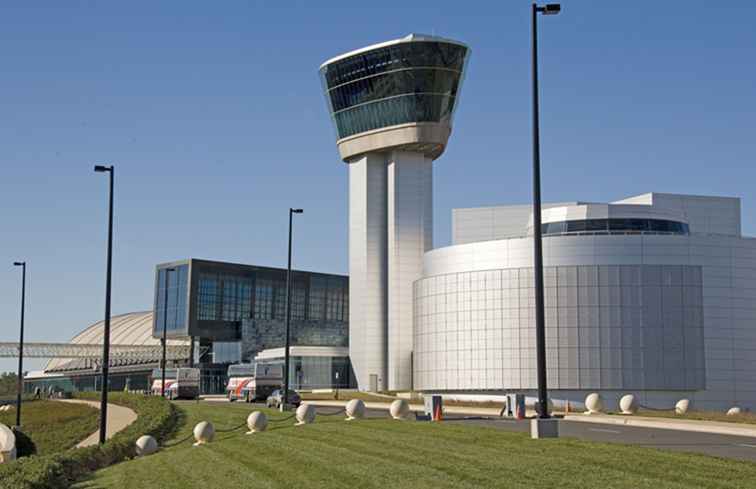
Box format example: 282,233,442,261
56,399,137,448
306,399,502,417
564,413,756,439
306,400,756,438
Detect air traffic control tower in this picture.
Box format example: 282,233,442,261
320,34,470,391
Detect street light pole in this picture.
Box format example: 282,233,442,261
532,3,560,420
161,267,175,397
94,164,114,445
13,261,26,428
282,208,303,411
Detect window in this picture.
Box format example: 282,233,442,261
254,279,275,319
320,41,469,140
198,273,219,320
540,219,689,236
308,276,327,320
291,278,307,321
154,264,189,334
326,277,348,321
220,275,252,321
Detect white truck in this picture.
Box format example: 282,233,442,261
151,367,200,400
226,363,283,403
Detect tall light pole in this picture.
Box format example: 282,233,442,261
532,3,560,426
12,261,26,428
282,208,303,411
94,164,114,445
161,267,176,397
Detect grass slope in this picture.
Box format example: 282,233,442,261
0,400,99,455
76,401,756,489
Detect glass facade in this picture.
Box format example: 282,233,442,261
153,264,189,336
320,40,469,140
540,219,690,236
261,356,351,390
414,265,705,391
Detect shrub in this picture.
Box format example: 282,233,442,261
12,427,37,458
0,392,177,489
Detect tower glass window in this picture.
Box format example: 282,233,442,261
320,38,470,140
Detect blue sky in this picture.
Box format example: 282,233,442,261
2,1,755,372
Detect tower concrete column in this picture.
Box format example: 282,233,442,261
387,150,433,390
348,153,388,391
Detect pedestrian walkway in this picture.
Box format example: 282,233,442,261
56,399,137,448
564,413,756,438
307,399,756,438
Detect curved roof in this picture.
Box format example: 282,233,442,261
320,33,469,69
45,311,189,372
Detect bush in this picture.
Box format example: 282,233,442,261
12,427,37,458
0,392,177,489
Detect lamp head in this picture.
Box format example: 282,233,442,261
538,3,561,15
291,208,304,214
13,262,24,267
94,165,112,173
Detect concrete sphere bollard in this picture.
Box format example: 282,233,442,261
727,406,742,416
192,421,215,446
295,404,316,426
675,399,690,415
584,393,604,414
135,435,158,457
345,399,366,420
246,411,268,434
0,424,16,464
619,394,638,415
390,399,410,420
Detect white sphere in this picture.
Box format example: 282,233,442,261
295,404,316,425
619,394,638,415
390,399,410,420
193,421,215,446
135,435,158,456
584,393,604,414
727,406,742,416
0,424,15,453
246,411,268,433
345,399,366,420
675,399,690,415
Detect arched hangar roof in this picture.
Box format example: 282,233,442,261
45,311,188,372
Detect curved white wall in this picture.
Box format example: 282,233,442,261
414,234,756,410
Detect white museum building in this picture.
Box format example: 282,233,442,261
414,193,756,410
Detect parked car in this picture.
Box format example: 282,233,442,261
266,389,301,409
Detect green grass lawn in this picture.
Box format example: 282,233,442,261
73,400,756,489
0,400,99,455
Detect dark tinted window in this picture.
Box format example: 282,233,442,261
321,40,469,140
541,219,689,236
154,265,189,335
321,41,467,88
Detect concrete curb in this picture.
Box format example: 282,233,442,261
305,400,503,417
563,414,756,438
56,399,138,448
